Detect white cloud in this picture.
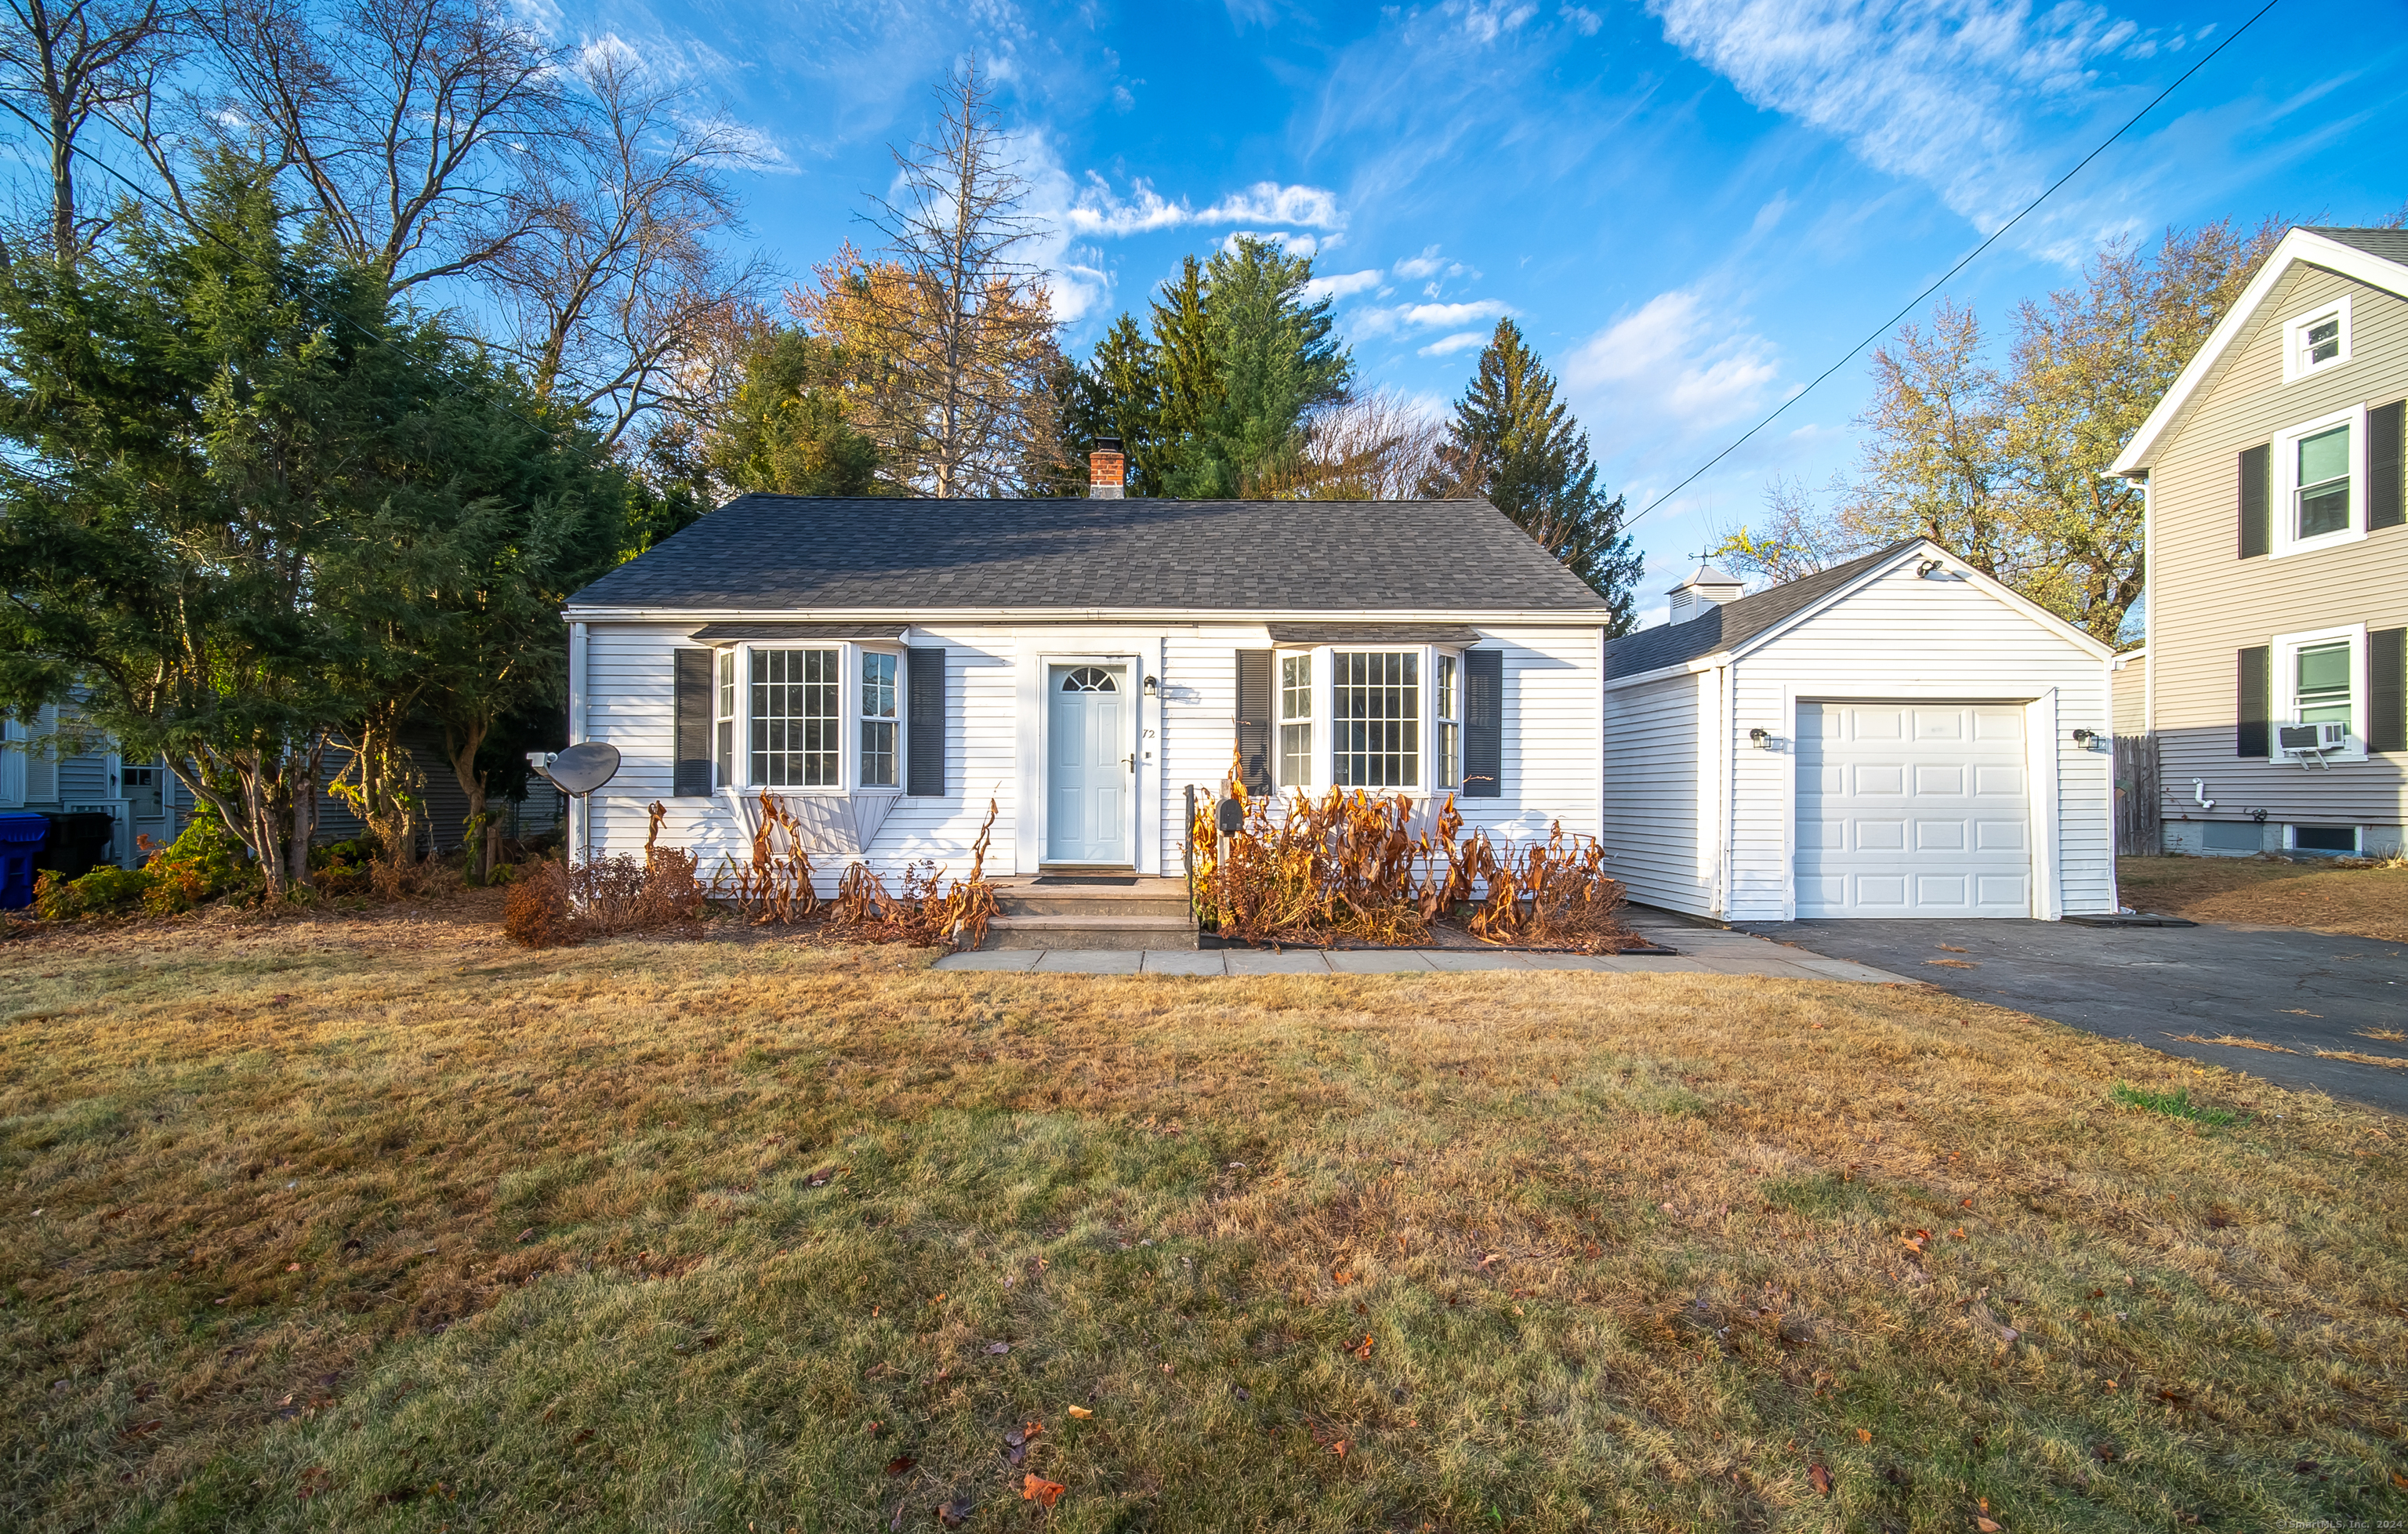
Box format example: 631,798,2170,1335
1402,299,1508,328
1461,1,1539,45
1304,268,1386,301
1418,330,1491,357
1562,288,1781,466
1064,174,1345,237
1648,0,2143,233
1222,230,1322,258
1560,5,1601,35
1394,244,1468,281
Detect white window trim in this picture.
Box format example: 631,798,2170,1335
1274,649,1315,793
2271,404,2367,560
1282,644,1467,797
2280,296,2351,384
720,640,905,795
2271,622,2368,763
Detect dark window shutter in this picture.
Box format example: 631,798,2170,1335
1462,647,1503,799
907,647,946,796
1235,649,1272,794
2237,443,2270,558
2370,400,2405,531
2372,627,2406,754
2236,645,2270,758
673,648,713,796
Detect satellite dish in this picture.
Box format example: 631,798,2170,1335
542,741,621,796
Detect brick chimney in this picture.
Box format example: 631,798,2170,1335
1087,437,1126,499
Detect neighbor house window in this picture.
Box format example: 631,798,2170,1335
1434,654,1460,789
1278,653,1312,789
2297,423,2352,540
859,651,898,789
2272,407,2365,557
2282,299,2351,383
2272,625,2366,760
1333,651,1419,788
751,647,840,786
715,650,736,788
2295,641,2352,731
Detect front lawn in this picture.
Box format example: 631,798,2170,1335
2119,854,2408,942
4,909,2403,1531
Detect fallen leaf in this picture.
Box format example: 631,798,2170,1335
1332,1268,1353,1286
1352,1334,1373,1360
1329,1439,1347,1456
984,1341,1010,1355
119,1419,164,1441
285,1262,301,1272
2392,1470,2408,1492
1808,1462,1833,1496
1855,1428,1872,1443
517,1228,536,1242
1021,1474,1064,1509
1938,944,1969,952
1066,1405,1092,1420
936,1496,975,1528
883,1455,916,1476
1927,959,1978,969
1976,1519,2002,1532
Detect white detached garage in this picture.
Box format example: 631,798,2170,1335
1599,539,2117,923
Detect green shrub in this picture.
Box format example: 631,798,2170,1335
33,864,156,919
142,811,256,913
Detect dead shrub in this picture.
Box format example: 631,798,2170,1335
1191,776,1633,952
826,801,1001,948
713,791,822,923
501,803,709,949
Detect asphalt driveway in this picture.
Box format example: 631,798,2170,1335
1734,916,2408,1115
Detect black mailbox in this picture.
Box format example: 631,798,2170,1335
1215,796,1245,836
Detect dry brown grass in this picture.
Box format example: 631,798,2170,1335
2118,854,2408,941
3,909,2406,1532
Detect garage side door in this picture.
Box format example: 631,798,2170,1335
1796,702,2030,917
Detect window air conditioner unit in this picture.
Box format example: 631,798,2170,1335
2276,720,2348,764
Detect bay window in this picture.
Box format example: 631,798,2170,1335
1333,651,1420,789
752,647,841,785
860,651,898,788
1278,653,1312,789
1434,654,1460,790
715,651,735,788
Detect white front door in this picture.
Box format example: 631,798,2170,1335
1796,701,2031,917
1047,665,1129,865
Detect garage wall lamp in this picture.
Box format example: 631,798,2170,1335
1748,727,1772,749
2072,727,2099,749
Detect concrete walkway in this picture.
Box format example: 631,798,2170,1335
933,912,1910,983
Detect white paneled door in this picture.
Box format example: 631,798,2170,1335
1046,664,1130,865
1795,702,2031,918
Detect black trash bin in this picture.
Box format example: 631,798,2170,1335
38,811,120,880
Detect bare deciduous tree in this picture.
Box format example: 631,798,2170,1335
491,42,767,449
814,56,1057,496
1259,389,1445,500
183,0,562,290
0,0,169,265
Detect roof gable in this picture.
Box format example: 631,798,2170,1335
2110,227,2408,476
1605,539,2113,679
567,495,1613,616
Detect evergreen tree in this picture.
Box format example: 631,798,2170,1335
703,326,881,497
1085,312,1166,495
1423,318,1641,631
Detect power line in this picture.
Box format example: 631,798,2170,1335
1623,0,2284,535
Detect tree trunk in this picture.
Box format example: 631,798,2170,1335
443,716,491,883
288,731,321,891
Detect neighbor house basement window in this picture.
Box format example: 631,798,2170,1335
1333,651,1419,789
2297,424,2352,540
1278,653,1312,789
751,647,840,786
859,651,898,789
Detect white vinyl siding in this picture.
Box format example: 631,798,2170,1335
1599,671,1710,915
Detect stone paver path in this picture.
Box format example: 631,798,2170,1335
934,913,1909,983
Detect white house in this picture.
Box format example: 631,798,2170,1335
558,454,1617,889
1598,540,2118,923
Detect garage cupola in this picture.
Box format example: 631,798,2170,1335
1666,564,1744,625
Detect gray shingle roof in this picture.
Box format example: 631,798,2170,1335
1605,541,1920,677
2305,227,2408,267
568,495,1612,615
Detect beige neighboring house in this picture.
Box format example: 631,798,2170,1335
2110,227,2407,858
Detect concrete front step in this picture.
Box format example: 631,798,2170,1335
982,913,1199,951
998,892,1195,916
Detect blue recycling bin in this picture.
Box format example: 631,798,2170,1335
0,811,47,909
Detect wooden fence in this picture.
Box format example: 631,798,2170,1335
2112,734,2160,858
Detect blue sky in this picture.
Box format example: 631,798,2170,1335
535,2,2395,614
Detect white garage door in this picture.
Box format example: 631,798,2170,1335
1796,702,2031,918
